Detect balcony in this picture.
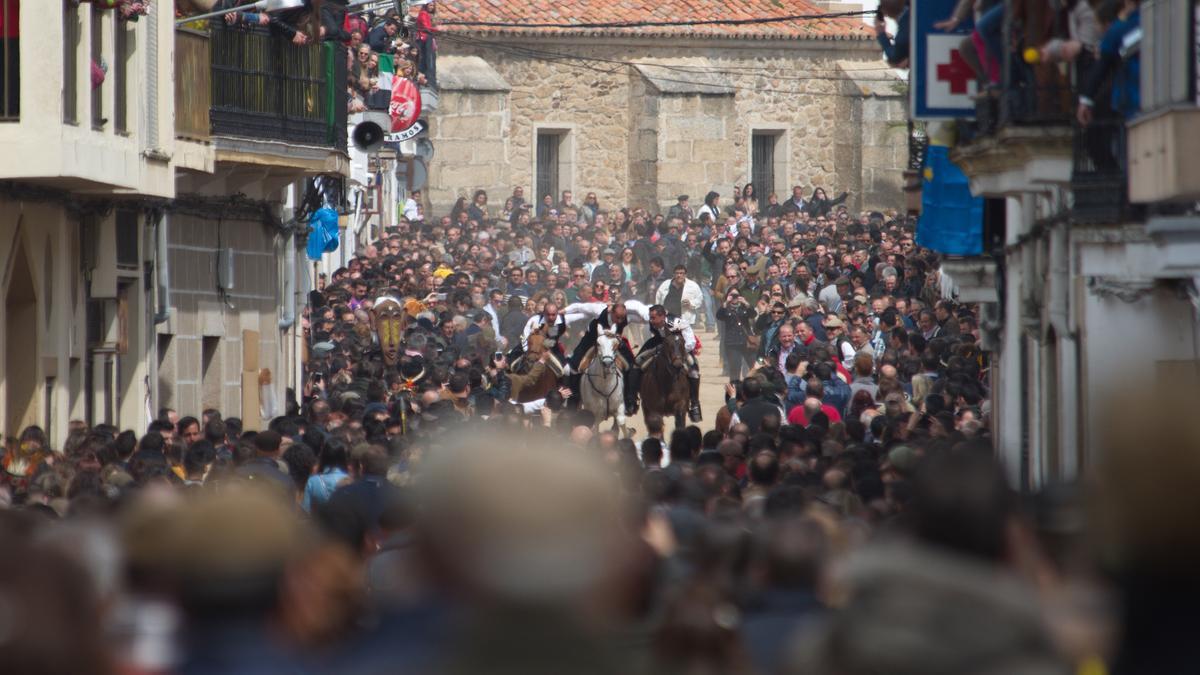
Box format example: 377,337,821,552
950,0,1076,195
1126,0,1200,204
1071,116,1139,225
1128,104,1200,204
176,24,347,157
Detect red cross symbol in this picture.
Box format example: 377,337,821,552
936,48,975,95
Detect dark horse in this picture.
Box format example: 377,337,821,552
511,331,562,403
639,330,690,428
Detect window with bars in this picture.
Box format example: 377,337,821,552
536,132,561,207
751,132,779,203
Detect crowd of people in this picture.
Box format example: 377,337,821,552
0,180,1185,675
199,0,437,115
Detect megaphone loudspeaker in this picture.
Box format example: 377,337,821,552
352,121,386,153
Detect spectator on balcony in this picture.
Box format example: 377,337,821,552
76,0,150,22
1034,0,1102,65
351,44,375,97
875,0,910,68
319,0,351,43
215,0,311,44
347,83,367,113
413,0,438,89
932,0,997,88
223,8,270,28
971,3,1006,85
368,18,401,54
1078,0,1141,126
344,12,368,45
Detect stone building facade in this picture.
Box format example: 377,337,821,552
428,0,907,215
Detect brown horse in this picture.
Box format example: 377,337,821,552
640,330,690,428
511,331,561,403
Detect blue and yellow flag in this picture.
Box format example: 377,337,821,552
917,145,983,256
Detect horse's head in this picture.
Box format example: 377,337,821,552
526,331,546,358
597,331,617,368
663,330,687,370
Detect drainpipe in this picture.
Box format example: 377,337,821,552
278,223,297,330
153,211,171,325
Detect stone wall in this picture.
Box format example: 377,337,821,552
426,89,511,210
858,95,909,210
626,73,658,210
429,38,904,214
654,93,737,209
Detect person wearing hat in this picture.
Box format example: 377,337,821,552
819,276,851,315
668,195,694,224
823,314,856,371
739,258,766,306
591,247,619,283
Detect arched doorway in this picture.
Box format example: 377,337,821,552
6,236,37,436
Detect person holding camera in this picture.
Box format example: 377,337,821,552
716,288,757,380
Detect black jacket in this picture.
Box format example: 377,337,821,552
717,303,755,348
367,25,396,53
804,192,849,218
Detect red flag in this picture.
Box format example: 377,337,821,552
389,79,422,133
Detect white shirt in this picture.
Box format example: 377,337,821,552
565,300,697,352
518,399,546,415
520,313,568,351
636,437,671,468
655,278,704,327
403,197,422,221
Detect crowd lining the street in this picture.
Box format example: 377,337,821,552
0,180,1189,675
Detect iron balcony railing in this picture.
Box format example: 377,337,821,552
208,23,346,150
1071,115,1139,225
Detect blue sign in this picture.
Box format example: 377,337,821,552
911,0,977,119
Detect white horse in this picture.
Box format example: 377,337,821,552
580,331,626,434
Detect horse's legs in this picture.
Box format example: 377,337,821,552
614,402,626,436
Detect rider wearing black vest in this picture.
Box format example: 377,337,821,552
626,304,702,422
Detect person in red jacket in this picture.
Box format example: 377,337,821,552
412,0,437,89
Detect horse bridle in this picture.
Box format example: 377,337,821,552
585,333,622,419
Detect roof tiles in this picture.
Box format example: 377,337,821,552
436,0,872,41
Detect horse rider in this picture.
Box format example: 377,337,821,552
562,300,637,406
626,303,702,422
512,302,569,375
